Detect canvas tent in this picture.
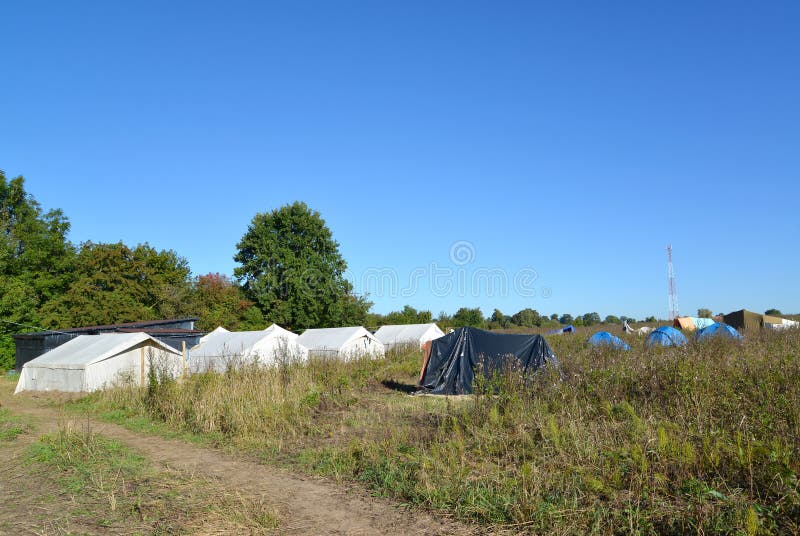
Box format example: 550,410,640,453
198,326,229,344
189,324,306,372
722,309,780,332
296,327,385,360
15,333,182,393
646,326,688,348
587,331,630,350
672,317,716,331
765,318,800,331
373,323,444,350
694,323,743,342
418,327,558,395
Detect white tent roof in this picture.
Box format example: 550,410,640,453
198,326,229,343
191,324,298,358
296,326,378,352
373,323,443,346
21,333,180,370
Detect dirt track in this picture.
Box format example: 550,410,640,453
0,390,485,535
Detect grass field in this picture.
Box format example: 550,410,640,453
71,327,800,534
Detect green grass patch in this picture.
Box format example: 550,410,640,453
0,407,32,441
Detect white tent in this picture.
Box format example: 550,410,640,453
373,323,444,350
296,327,385,360
189,324,307,372
765,318,800,331
15,333,183,393
198,325,229,344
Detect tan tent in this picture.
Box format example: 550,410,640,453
722,309,778,332
673,317,697,331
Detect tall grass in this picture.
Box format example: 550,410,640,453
80,329,800,534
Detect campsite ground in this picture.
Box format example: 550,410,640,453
0,378,482,535
3,326,799,534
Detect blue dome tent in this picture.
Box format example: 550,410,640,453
646,326,688,348
694,323,743,342
587,331,630,350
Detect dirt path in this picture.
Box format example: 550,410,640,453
1,391,485,536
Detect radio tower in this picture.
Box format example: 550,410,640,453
667,244,679,320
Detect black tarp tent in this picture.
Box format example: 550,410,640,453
418,327,558,395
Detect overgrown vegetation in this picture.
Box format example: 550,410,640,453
25,422,279,533
76,329,800,534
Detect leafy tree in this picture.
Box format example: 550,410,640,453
550,313,559,321
697,308,713,318
582,312,601,326
604,315,620,324
645,316,657,323
0,172,75,368
234,202,371,330
490,308,509,328
41,242,192,327
558,313,573,325
187,273,264,331
573,316,585,327
765,308,782,316
452,307,485,328
378,305,433,326
511,308,541,328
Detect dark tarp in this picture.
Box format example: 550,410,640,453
418,327,558,395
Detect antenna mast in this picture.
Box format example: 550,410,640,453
667,244,679,320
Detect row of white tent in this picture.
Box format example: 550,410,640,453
15,323,445,394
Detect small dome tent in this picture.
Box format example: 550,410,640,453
694,323,743,342
646,326,688,348
587,331,630,350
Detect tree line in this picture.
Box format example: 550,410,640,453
6,170,763,370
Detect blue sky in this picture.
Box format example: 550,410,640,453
1,1,798,319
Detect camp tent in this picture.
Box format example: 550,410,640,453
296,327,385,360
694,323,743,342
673,317,716,331
587,331,630,350
373,323,444,350
198,326,229,344
722,309,773,332
765,318,800,331
15,333,182,393
673,317,696,331
646,326,688,348
547,325,575,335
418,327,558,395
189,324,306,372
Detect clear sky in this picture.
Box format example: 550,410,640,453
2,1,798,320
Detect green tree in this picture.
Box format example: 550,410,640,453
550,313,559,321
604,315,620,324
645,316,657,323
582,312,601,326
490,308,509,328
187,273,264,331
558,313,573,325
234,202,370,330
511,308,541,327
697,308,713,318
452,307,485,328
41,242,191,327
0,172,75,369
765,308,782,316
